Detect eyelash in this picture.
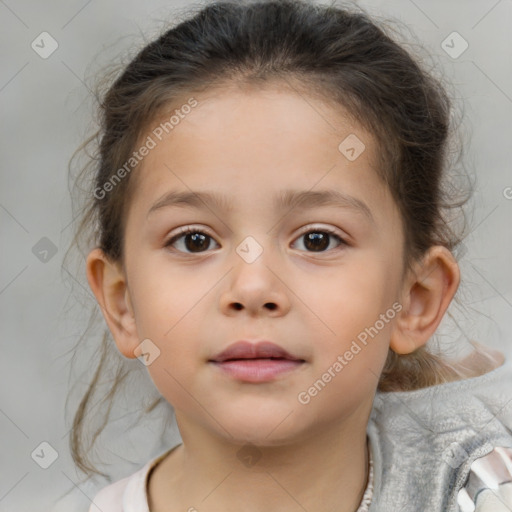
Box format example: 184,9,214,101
164,225,348,255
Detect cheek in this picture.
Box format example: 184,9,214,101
134,288,205,409
128,268,208,386
131,262,205,338
301,255,399,373
313,257,398,329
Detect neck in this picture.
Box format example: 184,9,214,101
148,404,372,512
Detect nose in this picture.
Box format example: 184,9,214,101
219,253,291,318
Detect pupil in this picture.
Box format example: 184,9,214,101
186,233,209,252
306,232,328,251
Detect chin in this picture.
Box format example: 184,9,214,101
213,408,310,446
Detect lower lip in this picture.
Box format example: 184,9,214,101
210,359,304,382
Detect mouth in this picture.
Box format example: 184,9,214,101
209,341,306,382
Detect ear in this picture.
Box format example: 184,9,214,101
86,248,139,359
390,246,460,355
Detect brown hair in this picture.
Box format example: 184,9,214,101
65,0,494,480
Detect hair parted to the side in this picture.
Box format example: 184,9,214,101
64,0,498,480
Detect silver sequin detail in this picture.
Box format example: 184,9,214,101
457,446,512,511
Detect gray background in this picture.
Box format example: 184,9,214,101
1,0,511,510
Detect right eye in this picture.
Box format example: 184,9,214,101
164,226,220,254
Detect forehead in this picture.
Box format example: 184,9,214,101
129,85,393,218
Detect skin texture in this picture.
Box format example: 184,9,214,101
86,84,460,512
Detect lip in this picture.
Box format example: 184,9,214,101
209,341,305,383
210,340,303,362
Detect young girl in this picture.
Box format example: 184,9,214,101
65,1,512,511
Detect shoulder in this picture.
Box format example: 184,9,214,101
88,474,133,512
368,356,512,511
372,352,512,432
49,472,136,512
88,446,179,512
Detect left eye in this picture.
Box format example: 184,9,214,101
164,226,347,254
291,227,347,253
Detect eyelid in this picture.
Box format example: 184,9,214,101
166,223,347,242
165,224,217,244
171,224,214,237
295,223,346,238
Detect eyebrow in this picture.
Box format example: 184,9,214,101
147,188,375,224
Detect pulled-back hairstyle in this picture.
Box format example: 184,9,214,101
65,0,493,479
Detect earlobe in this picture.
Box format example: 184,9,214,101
390,246,460,355
85,248,139,359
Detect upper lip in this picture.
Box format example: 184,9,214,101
209,341,304,363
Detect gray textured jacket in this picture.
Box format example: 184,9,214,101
367,358,512,511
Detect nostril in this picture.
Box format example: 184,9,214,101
231,302,276,311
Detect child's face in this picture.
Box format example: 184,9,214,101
120,85,406,443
